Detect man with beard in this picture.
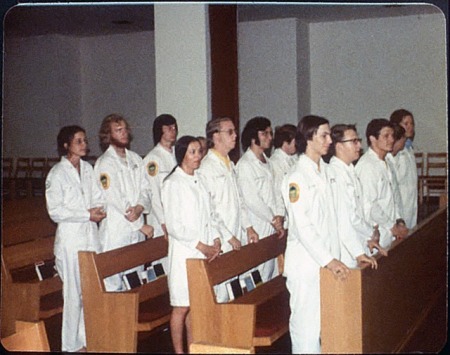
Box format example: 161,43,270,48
94,113,154,291
236,116,286,283
197,117,259,302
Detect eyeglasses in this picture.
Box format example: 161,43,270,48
340,138,362,144
218,129,237,136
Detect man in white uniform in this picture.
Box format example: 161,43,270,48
355,119,408,250
197,117,259,301
328,124,385,268
270,124,298,207
236,116,286,282
143,114,178,240
95,114,154,291
390,109,418,228
386,123,407,222
282,115,350,354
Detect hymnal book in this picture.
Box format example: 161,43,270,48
251,270,263,286
226,278,243,300
35,260,57,281
141,268,157,284
123,271,142,290
243,274,256,292
153,263,165,277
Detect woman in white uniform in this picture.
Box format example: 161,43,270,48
45,125,106,352
161,136,222,354
390,109,418,228
282,116,350,354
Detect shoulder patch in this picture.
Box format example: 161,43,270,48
147,161,159,177
100,173,110,190
289,183,300,203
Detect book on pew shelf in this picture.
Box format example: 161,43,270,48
153,263,165,277
35,260,57,281
226,278,243,301
123,271,142,290
141,267,157,284
243,274,256,292
251,270,263,286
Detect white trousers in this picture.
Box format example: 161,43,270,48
55,248,86,352
285,246,321,354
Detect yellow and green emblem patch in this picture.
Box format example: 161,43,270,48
289,183,300,203
147,161,158,177
100,173,110,190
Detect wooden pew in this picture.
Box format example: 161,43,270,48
1,320,50,352
187,233,289,354
1,236,63,337
320,207,447,353
78,237,171,353
2,197,56,246
1,196,60,338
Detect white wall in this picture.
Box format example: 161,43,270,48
238,18,300,133
154,4,210,138
3,34,82,158
3,31,156,159
3,11,447,162
79,31,155,156
309,13,447,152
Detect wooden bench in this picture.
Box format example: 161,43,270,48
1,236,63,337
1,197,60,338
320,206,447,353
187,233,289,354
78,236,171,353
2,197,56,246
1,320,50,352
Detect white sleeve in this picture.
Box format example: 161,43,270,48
94,159,144,232
162,178,201,249
285,175,334,267
237,161,274,224
45,168,90,223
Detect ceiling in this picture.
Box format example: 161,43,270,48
4,2,443,38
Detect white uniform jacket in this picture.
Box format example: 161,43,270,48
270,148,298,228
282,155,340,271
143,143,177,237
328,157,371,268
197,149,251,251
270,148,297,196
161,167,221,306
355,148,400,249
236,149,285,240
394,146,418,228
94,145,149,252
386,153,405,220
46,156,103,255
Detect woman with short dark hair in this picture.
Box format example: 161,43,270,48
162,136,222,354
46,125,106,352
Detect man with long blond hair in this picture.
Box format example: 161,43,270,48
95,114,154,291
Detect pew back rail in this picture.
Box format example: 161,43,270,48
78,236,171,353
320,207,447,353
1,236,63,325
187,233,289,353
